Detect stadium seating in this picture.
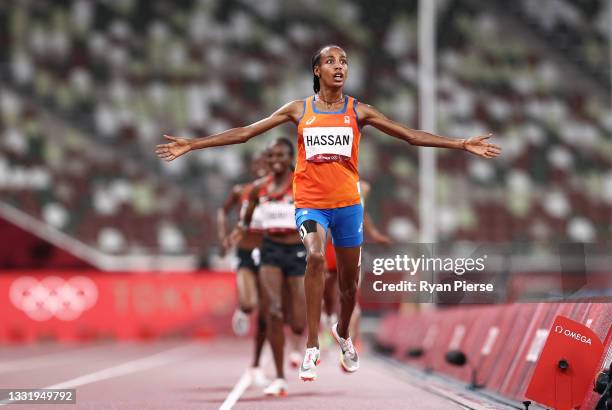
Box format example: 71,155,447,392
514,0,610,87
2,0,610,260
0,90,214,257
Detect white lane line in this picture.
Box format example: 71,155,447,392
0,344,112,374
0,343,197,406
219,347,272,410
219,370,252,410
45,343,196,389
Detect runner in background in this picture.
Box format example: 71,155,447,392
217,150,269,386
232,138,306,396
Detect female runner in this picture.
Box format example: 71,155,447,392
234,138,306,396
216,151,269,386
156,44,501,381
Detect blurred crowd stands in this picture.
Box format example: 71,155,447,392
2,0,611,263
0,90,212,257
514,0,610,88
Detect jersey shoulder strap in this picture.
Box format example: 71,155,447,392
299,96,314,124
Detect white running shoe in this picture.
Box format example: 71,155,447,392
249,366,270,388
299,347,321,381
288,351,301,369
331,323,359,373
231,309,250,336
263,378,288,397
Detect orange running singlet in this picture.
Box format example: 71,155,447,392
294,95,361,209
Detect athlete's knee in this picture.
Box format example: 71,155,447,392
257,313,267,333
339,281,357,299
306,251,325,272
267,302,284,322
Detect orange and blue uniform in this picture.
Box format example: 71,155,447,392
294,95,364,247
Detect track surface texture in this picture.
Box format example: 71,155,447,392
0,339,518,409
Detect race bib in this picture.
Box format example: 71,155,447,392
260,202,296,231
303,127,353,162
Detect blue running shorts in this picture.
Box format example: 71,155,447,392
295,204,363,247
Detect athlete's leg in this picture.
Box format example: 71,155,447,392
321,267,339,354
252,274,267,368
334,246,361,339
232,265,258,336
282,278,302,368
236,266,258,312
302,223,327,348
282,279,292,325
259,264,285,379
296,210,329,380
348,270,363,346
329,204,363,341
323,240,338,318
286,276,306,336
349,302,361,344
323,269,338,317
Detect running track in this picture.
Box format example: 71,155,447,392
0,340,518,409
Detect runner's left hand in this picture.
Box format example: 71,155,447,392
155,135,191,161
464,134,501,159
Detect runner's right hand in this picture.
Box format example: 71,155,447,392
228,226,246,247
220,236,233,256
155,135,191,161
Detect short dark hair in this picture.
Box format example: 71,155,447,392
311,44,345,93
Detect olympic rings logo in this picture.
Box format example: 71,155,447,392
9,276,98,321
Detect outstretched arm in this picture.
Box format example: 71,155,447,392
357,103,501,159
156,100,304,162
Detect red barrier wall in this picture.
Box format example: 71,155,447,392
377,302,612,408
0,271,236,343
